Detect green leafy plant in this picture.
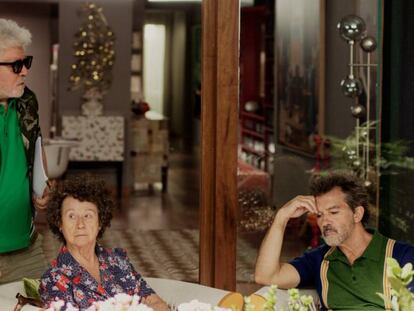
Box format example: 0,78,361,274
328,121,414,176
243,286,317,311
23,277,41,301
377,257,414,311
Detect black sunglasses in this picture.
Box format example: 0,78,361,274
0,56,33,74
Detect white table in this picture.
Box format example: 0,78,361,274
0,278,230,310
0,279,319,310
146,277,229,305
0,281,38,310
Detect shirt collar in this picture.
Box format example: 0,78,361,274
325,230,386,263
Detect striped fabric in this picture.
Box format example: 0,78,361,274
320,246,335,310
383,239,395,310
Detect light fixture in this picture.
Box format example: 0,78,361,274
338,14,378,187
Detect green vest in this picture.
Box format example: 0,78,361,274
0,99,32,252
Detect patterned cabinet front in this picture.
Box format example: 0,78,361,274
62,116,124,161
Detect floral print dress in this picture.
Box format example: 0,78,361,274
40,245,155,310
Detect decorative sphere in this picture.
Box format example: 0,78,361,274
337,15,366,42
350,105,366,118
360,36,377,52
341,76,363,97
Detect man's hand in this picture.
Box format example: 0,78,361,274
32,179,55,210
274,195,318,228
255,195,318,288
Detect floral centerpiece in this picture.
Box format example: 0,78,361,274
39,286,317,311
40,293,153,311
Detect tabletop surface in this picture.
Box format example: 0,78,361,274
0,277,230,310
0,279,319,310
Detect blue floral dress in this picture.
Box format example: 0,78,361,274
40,245,155,310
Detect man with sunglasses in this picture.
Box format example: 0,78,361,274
0,19,49,284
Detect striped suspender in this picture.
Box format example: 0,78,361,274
320,247,336,310
383,239,396,310
320,239,396,310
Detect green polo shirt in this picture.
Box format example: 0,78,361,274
325,231,388,310
0,99,32,252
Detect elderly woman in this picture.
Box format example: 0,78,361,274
40,175,167,311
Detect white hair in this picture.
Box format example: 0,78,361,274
0,19,32,56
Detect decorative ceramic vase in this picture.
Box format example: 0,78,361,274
81,87,103,117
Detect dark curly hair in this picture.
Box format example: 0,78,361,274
47,174,115,243
309,172,369,225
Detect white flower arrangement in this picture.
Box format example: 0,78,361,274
41,293,153,311
177,299,231,311
40,286,317,311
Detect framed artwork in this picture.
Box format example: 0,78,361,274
276,0,325,155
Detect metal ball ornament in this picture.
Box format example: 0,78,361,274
337,15,367,42
360,36,377,53
350,105,366,118
341,76,363,97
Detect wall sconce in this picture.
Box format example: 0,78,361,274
337,15,378,187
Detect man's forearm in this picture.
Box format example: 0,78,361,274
254,213,288,285
255,195,315,288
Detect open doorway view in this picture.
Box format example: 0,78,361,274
107,3,204,283
143,23,166,115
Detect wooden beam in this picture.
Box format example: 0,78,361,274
199,0,239,291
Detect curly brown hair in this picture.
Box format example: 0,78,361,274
47,174,115,243
309,172,369,225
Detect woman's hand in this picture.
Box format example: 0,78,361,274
141,294,168,311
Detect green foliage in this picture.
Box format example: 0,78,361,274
244,286,317,311
263,285,277,311
327,121,414,175
377,257,414,311
23,277,41,301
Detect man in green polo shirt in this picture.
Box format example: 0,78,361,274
255,172,414,310
0,19,50,284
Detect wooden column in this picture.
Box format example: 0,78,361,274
199,0,239,291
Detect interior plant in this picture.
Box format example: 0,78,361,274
328,121,414,176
